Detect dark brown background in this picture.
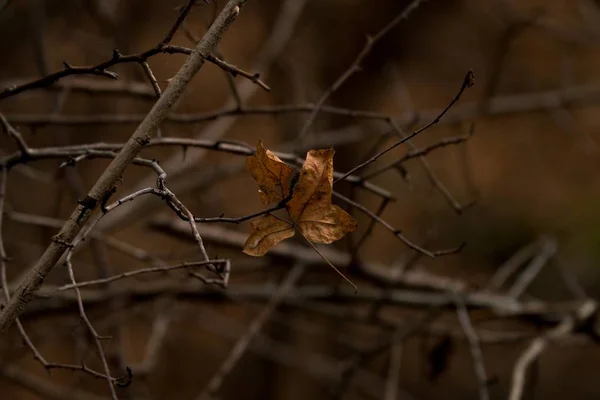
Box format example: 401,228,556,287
2,0,600,399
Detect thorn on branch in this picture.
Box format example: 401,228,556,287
204,53,270,91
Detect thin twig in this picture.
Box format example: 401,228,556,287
161,0,197,46
333,191,464,258
1,136,394,201
0,1,259,101
140,61,162,98
0,113,29,155
0,166,112,386
507,236,557,298
361,132,472,180
64,260,118,399
300,232,357,293
334,70,475,183
483,239,541,292
294,0,427,148
55,259,229,291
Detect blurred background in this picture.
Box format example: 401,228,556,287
2,0,600,399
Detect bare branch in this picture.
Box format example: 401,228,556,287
0,0,247,334
55,259,229,291
508,301,597,400
456,295,490,400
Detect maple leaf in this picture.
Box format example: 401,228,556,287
286,148,357,244
245,140,295,205
243,144,357,256
243,214,294,257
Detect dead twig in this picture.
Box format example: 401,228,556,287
334,70,475,183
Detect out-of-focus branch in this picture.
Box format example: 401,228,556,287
1,137,394,200
456,295,490,400
150,217,467,292
0,365,108,400
294,0,427,148
508,300,597,400
56,259,230,291
383,336,403,400
0,77,158,98
8,83,600,127
196,263,306,399
0,4,266,101
25,282,580,322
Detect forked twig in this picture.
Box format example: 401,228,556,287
334,70,475,184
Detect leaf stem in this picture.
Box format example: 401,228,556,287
299,231,358,293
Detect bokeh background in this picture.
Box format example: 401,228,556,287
2,0,600,399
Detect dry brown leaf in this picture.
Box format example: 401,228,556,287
244,145,357,255
286,148,357,243
242,214,294,256
245,140,295,205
